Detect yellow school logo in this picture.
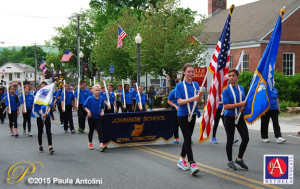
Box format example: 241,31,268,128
131,123,144,137
7,161,43,184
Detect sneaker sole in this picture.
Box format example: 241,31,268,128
227,166,237,171
235,164,248,171
100,146,108,152
233,140,239,144
177,164,189,171
49,151,55,155
191,169,200,175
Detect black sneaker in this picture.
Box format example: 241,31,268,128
227,161,237,170
38,146,44,153
235,159,248,170
49,147,55,155
71,130,75,134
14,133,19,137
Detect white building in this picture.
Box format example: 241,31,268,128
0,62,44,86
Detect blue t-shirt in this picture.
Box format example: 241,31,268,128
5,94,20,111
100,91,104,99
222,85,246,116
175,81,200,117
168,89,178,106
56,89,62,102
104,92,116,106
33,90,38,96
218,96,223,109
83,95,105,119
61,90,75,105
20,93,34,110
0,93,5,102
269,87,279,110
131,90,137,100
75,88,90,105
37,103,53,118
121,91,133,104
136,93,147,105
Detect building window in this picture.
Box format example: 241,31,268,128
17,73,20,78
283,53,294,76
9,73,12,81
30,73,32,77
242,53,249,72
217,0,222,6
229,55,233,69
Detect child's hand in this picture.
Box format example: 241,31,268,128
87,111,91,118
100,111,104,116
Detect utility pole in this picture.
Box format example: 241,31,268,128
76,15,81,82
34,43,37,86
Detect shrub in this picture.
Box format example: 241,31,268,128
279,101,288,112
162,97,170,109
238,71,254,94
154,96,162,107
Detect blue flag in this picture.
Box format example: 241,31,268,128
244,10,284,124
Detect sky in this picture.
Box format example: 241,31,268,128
0,0,258,47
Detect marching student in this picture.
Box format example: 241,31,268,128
5,86,20,137
168,78,180,144
131,84,137,112
175,63,202,175
83,84,107,152
75,80,90,133
260,81,286,144
20,84,34,137
36,81,55,154
104,83,117,114
100,85,105,99
147,85,156,110
222,69,249,171
115,84,123,113
0,87,6,123
54,86,64,127
210,96,239,144
121,84,133,112
61,82,75,134
50,87,58,120
135,85,147,112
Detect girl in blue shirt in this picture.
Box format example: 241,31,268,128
104,83,117,114
20,84,34,136
61,82,75,133
83,84,106,152
0,87,6,123
222,69,249,171
168,78,181,144
121,84,133,112
136,85,147,112
5,86,20,137
260,83,286,143
175,63,203,176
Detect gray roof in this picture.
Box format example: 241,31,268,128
7,62,36,72
198,0,300,44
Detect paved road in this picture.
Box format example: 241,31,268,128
0,111,299,189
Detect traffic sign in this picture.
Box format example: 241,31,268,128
109,65,114,73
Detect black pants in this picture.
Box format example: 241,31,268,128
23,109,32,132
37,117,52,146
88,117,103,143
116,101,123,113
104,104,114,114
0,105,6,122
124,104,133,112
57,102,64,124
78,104,87,130
212,108,224,138
178,115,196,163
135,104,146,112
172,108,180,138
8,110,18,129
132,99,137,112
261,110,282,139
224,116,249,161
64,104,74,131
50,107,54,119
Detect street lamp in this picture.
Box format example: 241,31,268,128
79,51,84,81
50,63,54,83
135,33,142,86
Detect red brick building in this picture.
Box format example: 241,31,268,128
200,0,300,75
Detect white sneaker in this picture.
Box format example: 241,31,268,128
262,138,270,143
276,137,286,144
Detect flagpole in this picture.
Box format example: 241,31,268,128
21,81,27,113
103,81,111,109
122,79,126,109
6,83,11,114
63,80,66,111
135,82,142,110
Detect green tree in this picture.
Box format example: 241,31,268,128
238,71,254,94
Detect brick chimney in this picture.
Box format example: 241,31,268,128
208,0,227,17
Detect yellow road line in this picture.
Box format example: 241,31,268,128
133,147,264,189
139,146,281,189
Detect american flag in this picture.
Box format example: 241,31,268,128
42,67,48,74
61,49,74,62
117,26,127,48
199,10,232,143
39,60,46,69
67,72,72,77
